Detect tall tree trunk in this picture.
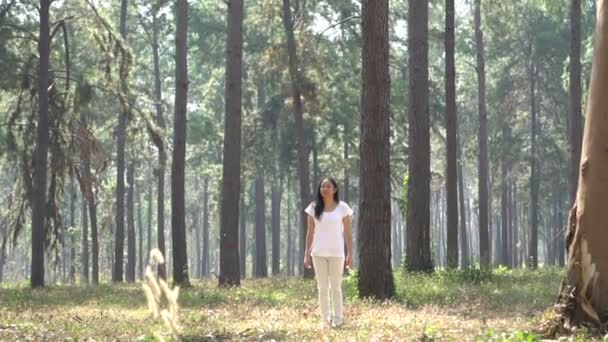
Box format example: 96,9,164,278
554,4,608,329
271,182,281,275
286,180,293,276
126,163,136,282
203,177,210,277
501,157,509,267
358,0,394,299
254,175,268,277
31,0,51,288
81,200,89,283
137,187,144,280
239,183,246,278
457,136,469,268
512,183,519,267
147,180,152,265
474,0,490,270
150,6,167,280
193,185,201,279
312,133,319,187
171,0,190,286
528,47,539,270
445,0,458,269
570,0,583,205
219,0,244,286
114,0,129,283
343,127,350,204
406,0,433,272
282,0,312,278
89,199,99,284
69,176,76,282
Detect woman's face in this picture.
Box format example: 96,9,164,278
320,180,336,198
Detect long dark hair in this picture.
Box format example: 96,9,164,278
314,177,340,219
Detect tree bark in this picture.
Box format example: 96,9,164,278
127,163,136,282
254,175,268,277
89,198,99,284
358,0,394,299
239,182,246,278
282,0,312,278
81,200,89,284
445,0,458,269
147,180,152,266
528,46,539,270
171,0,190,286
286,180,293,276
31,0,51,288
457,136,469,268
501,157,509,267
570,0,583,205
271,182,281,275
202,177,210,277
553,2,608,331
137,187,144,280
113,0,129,283
406,0,433,272
219,0,244,287
69,176,76,282
474,0,490,270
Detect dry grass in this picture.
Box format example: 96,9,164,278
0,267,573,341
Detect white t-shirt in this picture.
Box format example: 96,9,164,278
304,201,354,258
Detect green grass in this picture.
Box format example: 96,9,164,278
0,267,572,341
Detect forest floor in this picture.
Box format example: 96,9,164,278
0,267,582,341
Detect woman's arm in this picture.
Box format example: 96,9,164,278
304,215,315,268
343,215,354,268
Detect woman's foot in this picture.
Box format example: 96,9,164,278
331,318,344,328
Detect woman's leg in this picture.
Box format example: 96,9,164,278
312,256,330,326
327,256,345,326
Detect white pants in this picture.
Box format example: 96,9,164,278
312,256,344,325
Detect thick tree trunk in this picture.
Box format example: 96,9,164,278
553,3,608,331
406,0,433,272
358,0,394,299
82,200,89,283
528,49,539,269
127,163,136,283
239,183,246,278
31,0,51,288
219,0,244,286
282,0,312,278
254,175,268,277
445,0,458,269
171,0,190,286
474,0,490,270
570,0,583,205
114,0,128,283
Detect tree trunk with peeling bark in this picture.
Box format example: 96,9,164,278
551,1,608,333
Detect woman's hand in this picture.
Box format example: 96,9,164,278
345,254,353,269
304,254,313,269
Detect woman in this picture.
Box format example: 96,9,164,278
304,177,354,329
